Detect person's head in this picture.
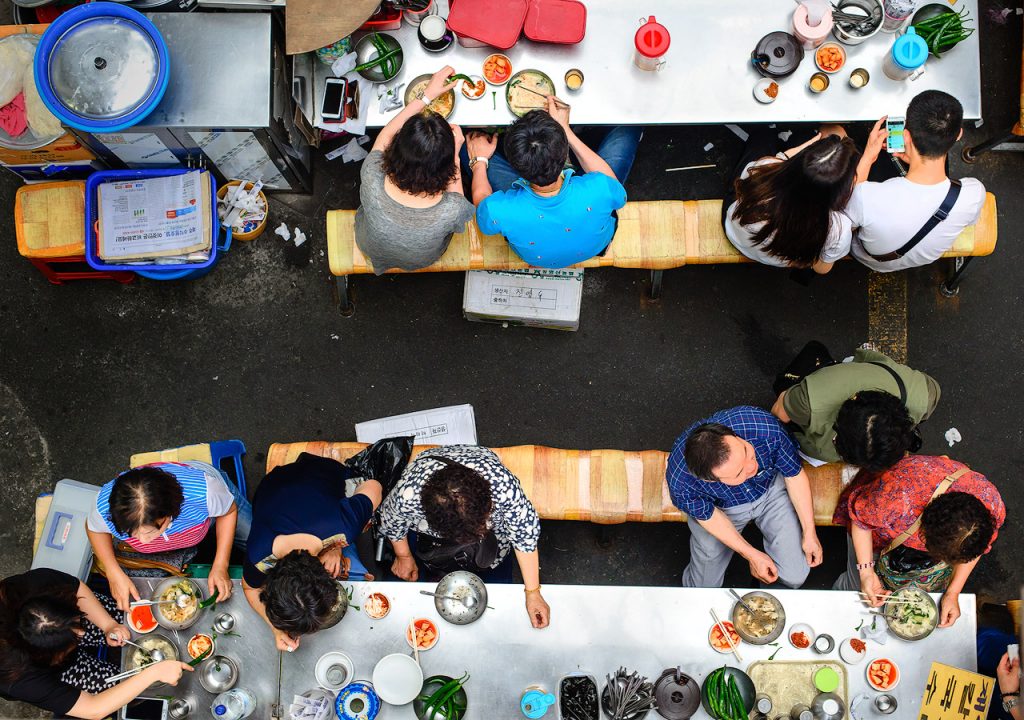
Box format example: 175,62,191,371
833,391,917,472
733,134,860,267
421,460,493,543
503,110,569,186
381,110,457,196
107,466,184,543
684,423,759,485
920,491,995,564
905,90,964,159
260,551,338,639
9,596,84,672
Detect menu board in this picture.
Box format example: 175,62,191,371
918,662,994,720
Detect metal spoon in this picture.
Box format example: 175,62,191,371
112,634,165,662
729,588,761,617
130,593,190,609
419,590,493,610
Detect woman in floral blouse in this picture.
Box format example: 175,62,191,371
378,445,549,628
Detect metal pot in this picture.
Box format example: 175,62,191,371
832,0,884,45
354,32,403,83
320,585,350,630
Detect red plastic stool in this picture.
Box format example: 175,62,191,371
15,181,134,284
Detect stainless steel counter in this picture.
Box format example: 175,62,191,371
125,580,281,719
359,0,981,128
279,582,977,719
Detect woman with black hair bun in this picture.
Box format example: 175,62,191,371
0,568,191,718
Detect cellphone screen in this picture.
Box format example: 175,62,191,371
886,118,906,153
322,80,345,116
123,698,167,720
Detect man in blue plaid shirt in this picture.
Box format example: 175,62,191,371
666,406,823,588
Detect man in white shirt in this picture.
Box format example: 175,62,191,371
846,91,986,273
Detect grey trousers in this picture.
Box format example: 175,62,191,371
682,473,811,589
832,535,864,591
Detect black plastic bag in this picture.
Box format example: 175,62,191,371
343,435,415,496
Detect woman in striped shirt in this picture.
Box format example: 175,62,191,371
86,462,251,610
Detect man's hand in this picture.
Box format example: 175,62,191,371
109,571,140,612
997,653,1021,694
802,531,823,567
207,563,233,601
747,551,779,584
424,65,458,100
391,554,419,582
525,589,550,629
319,545,345,578
450,123,465,154
939,592,961,628
465,131,497,162
105,623,131,647
546,96,570,132
274,628,300,652
859,568,889,607
865,116,888,162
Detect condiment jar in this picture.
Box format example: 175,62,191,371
634,16,670,71
882,26,928,80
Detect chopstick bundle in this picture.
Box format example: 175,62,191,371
710,608,743,663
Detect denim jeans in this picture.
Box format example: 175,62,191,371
463,126,644,193
221,471,252,552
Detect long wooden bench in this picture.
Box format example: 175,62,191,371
266,442,846,526
326,194,998,314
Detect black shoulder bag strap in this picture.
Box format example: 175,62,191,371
868,179,962,261
864,361,907,403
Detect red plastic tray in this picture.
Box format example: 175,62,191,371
448,0,528,50
523,0,586,44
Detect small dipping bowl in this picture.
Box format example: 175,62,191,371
874,693,898,714
849,68,870,88
753,77,779,104
813,633,835,654
212,612,235,634
564,68,584,91
198,656,238,694
809,71,830,93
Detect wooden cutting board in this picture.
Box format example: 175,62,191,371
285,0,379,55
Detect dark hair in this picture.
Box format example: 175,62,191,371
921,491,995,564
0,595,83,682
421,461,493,543
906,90,963,158
107,466,184,536
380,111,457,196
261,551,338,637
732,135,860,267
683,423,738,482
833,391,917,472
503,110,569,186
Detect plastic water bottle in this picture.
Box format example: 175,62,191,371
210,689,256,719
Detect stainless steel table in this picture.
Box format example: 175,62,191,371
359,0,981,128
280,582,977,719
124,580,281,719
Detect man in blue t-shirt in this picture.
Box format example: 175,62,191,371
465,98,642,269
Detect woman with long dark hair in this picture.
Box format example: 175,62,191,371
0,568,190,718
724,127,860,273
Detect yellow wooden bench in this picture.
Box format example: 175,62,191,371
326,195,998,313
266,442,845,526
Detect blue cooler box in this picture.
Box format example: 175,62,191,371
31,479,99,581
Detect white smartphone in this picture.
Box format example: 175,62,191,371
122,698,168,720
321,77,348,121
886,116,906,154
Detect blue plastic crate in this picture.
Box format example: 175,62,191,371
84,168,220,274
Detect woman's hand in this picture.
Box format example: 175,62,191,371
997,653,1021,694
391,554,419,582
859,568,889,607
319,545,345,578
146,660,193,687
465,131,497,161
425,65,458,101
207,563,233,602
450,123,465,154
525,588,550,629
105,623,131,647
109,571,140,612
938,592,961,627
274,628,300,653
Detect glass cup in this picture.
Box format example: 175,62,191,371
565,69,584,91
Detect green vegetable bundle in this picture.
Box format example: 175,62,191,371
911,8,974,57
706,667,747,720
418,673,469,720
354,33,401,79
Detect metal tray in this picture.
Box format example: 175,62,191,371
747,660,848,715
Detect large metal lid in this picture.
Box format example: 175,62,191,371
47,15,161,119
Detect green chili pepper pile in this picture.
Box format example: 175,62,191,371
418,673,469,720
354,33,401,79
911,8,974,57
705,667,747,720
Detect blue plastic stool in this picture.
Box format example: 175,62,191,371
208,439,247,496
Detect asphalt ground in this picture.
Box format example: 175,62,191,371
0,5,1022,718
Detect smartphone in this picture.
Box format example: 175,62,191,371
321,77,348,121
886,115,906,154
122,698,168,720
344,80,360,121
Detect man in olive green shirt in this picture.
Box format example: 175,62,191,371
771,347,940,464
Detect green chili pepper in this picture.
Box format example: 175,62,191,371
448,73,473,84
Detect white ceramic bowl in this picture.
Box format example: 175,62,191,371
314,651,354,691
372,653,423,705
788,623,816,649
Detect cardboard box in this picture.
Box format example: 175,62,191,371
355,404,478,445
463,268,583,331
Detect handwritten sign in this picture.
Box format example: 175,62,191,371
919,662,993,720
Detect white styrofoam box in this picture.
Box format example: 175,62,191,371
32,479,100,581
355,404,478,445
463,268,583,331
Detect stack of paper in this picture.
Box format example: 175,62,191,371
97,171,212,264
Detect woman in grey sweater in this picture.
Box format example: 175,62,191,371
354,65,474,273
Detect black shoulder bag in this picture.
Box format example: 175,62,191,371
867,179,961,262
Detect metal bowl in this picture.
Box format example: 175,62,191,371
354,33,403,83
198,655,239,694
832,0,884,45
505,69,556,118
912,3,956,25
699,667,755,719
125,633,178,669
414,675,467,720
403,74,455,119
601,671,653,720
882,586,938,641
433,571,487,625
730,590,786,645
151,577,205,630
320,585,350,631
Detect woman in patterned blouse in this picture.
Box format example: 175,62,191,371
378,445,549,628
